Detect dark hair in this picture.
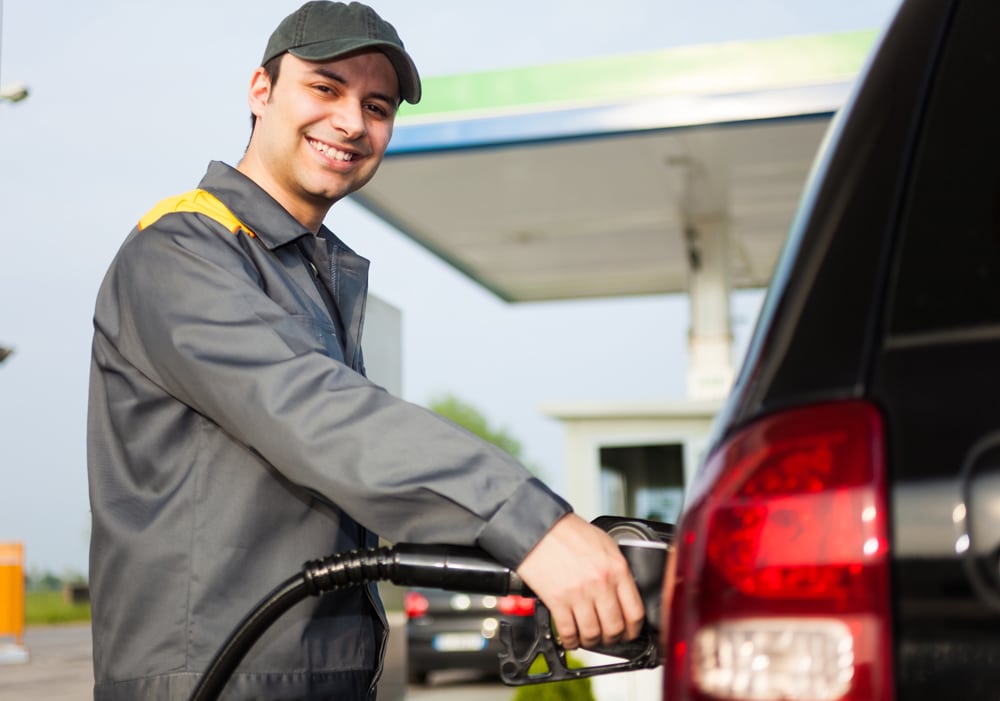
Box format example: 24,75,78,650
248,55,284,136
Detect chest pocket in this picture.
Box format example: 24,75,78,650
297,314,346,362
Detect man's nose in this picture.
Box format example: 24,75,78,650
331,99,367,139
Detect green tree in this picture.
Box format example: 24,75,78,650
428,393,538,473
24,568,63,592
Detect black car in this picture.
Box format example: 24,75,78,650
659,0,1000,699
404,587,536,684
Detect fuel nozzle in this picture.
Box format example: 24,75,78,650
497,518,672,685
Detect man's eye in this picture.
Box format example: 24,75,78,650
365,104,389,118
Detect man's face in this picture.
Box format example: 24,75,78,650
241,50,399,228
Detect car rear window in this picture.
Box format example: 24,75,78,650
888,0,1000,338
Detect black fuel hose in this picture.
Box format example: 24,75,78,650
189,544,523,701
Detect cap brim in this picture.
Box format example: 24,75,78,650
285,38,421,104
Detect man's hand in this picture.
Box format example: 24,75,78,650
515,513,645,650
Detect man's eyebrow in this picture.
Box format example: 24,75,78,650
312,66,347,85
310,66,399,107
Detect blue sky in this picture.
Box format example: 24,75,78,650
0,0,902,575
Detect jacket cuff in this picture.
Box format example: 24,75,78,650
477,477,572,568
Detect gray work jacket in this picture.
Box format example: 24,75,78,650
87,161,570,700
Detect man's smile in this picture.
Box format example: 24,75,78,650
307,136,357,162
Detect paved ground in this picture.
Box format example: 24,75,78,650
0,625,93,701
0,625,513,701
408,672,514,701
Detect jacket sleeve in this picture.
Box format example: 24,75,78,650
95,213,571,568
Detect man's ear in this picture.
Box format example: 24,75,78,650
247,66,272,119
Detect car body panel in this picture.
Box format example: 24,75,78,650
670,0,1000,698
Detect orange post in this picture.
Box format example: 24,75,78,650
0,542,28,663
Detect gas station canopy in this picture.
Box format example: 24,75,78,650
352,30,877,302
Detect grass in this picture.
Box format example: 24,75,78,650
24,590,91,626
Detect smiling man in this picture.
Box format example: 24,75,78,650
239,50,401,230
87,2,643,700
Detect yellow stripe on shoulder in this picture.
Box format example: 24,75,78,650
137,189,256,238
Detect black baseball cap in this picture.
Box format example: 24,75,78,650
262,1,421,104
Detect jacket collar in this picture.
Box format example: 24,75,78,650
198,160,349,251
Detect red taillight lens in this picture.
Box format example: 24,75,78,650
498,595,536,616
404,591,429,619
664,401,893,701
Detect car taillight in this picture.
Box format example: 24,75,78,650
664,401,893,701
498,595,536,616
405,591,430,620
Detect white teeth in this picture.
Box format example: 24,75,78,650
309,139,354,161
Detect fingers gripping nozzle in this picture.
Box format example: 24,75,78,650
498,517,672,686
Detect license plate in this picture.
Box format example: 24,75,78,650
432,632,487,652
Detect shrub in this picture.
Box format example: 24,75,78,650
510,654,596,701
